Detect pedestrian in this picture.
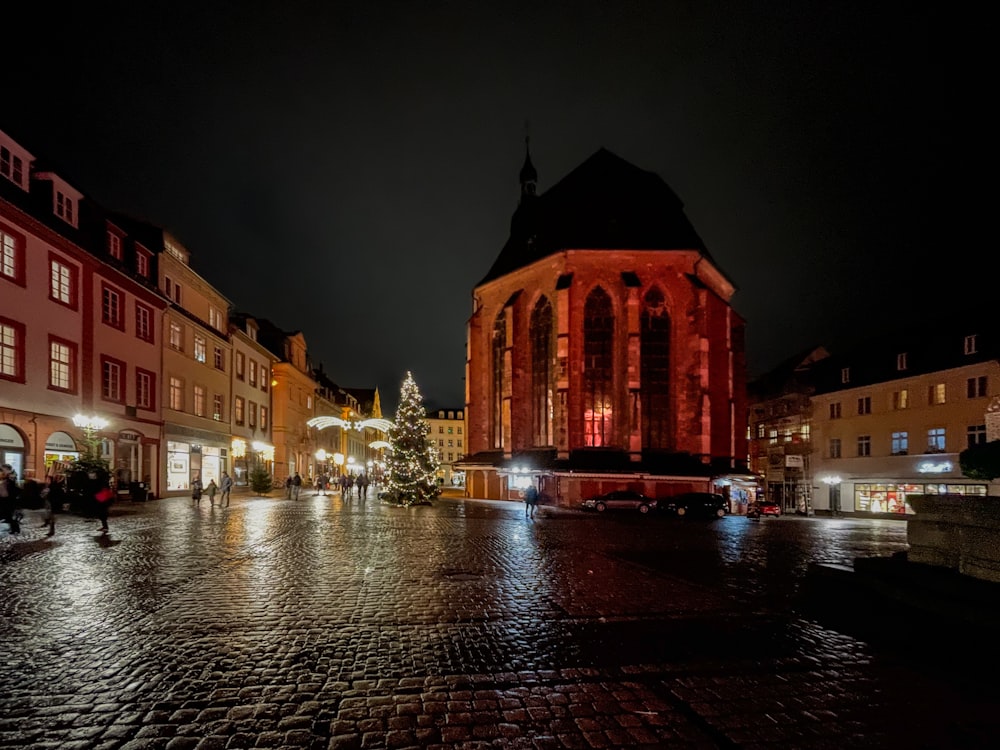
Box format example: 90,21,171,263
220,471,233,506
191,474,203,505
0,464,21,534
292,472,302,500
524,485,539,518
359,473,370,498
94,484,114,533
206,478,218,506
340,473,349,497
285,475,293,499
41,476,63,536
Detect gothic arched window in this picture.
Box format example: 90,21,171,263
640,287,671,450
583,287,613,447
530,296,553,446
492,310,506,448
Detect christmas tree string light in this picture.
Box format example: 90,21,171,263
385,371,441,506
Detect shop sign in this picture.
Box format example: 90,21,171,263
45,431,77,452
119,431,141,443
0,424,25,448
785,455,804,468
917,460,953,474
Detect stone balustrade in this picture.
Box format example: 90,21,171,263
907,494,1000,583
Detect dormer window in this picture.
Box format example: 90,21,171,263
964,334,978,355
107,231,122,260
840,367,850,384
136,247,150,277
896,353,907,371
55,191,76,226
0,145,26,189
247,322,258,341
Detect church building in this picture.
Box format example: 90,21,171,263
458,145,750,507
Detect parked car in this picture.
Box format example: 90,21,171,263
661,492,727,519
757,498,782,516
582,490,658,514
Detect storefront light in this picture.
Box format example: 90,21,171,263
821,475,842,485
231,439,247,458
72,414,109,431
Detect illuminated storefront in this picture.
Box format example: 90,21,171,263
0,423,26,479
854,482,987,515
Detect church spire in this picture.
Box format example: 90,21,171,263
519,130,537,202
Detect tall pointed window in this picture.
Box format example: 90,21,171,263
583,287,614,447
491,310,506,448
641,287,671,450
530,296,553,446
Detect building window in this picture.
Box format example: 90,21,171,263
891,431,908,455
169,321,183,351
1,318,25,383
583,287,614,448
246,321,257,341
136,369,155,410
55,191,75,225
892,389,908,410
209,306,224,331
235,396,245,426
49,258,75,307
213,394,223,421
438,426,444,434
260,406,268,431
194,335,207,363
457,426,462,434
49,337,76,392
447,427,454,434
967,376,987,399
135,302,153,343
136,248,150,277
841,367,850,384
260,365,268,392
249,360,257,387
447,439,454,447
857,435,871,457
491,309,506,449
107,231,122,260
830,438,841,459
640,286,671,451
829,402,841,419
236,352,245,380
897,352,907,371
769,428,778,445
929,383,946,405
101,285,124,329
968,424,987,449
438,439,444,447
927,428,946,453
214,346,224,370
457,439,462,447
169,376,184,411
964,334,978,355
249,402,257,428
530,295,554,446
172,282,181,304
193,385,206,417
0,146,25,187
857,396,871,415
1,226,25,285
101,356,125,403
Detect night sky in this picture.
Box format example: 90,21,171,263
5,2,938,414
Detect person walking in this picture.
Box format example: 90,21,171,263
95,483,114,533
359,473,370,498
0,464,21,534
285,475,293,499
191,474,203,505
292,472,302,500
339,473,349,498
219,471,233,506
524,485,539,518
206,478,218,506
41,476,63,536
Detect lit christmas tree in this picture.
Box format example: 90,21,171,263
385,371,441,506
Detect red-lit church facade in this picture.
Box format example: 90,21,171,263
459,147,752,507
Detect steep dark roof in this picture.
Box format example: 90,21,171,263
479,148,710,285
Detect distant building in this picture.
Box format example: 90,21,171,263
459,145,750,506
424,407,466,486
229,313,278,486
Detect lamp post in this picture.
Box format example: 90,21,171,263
73,414,109,461
315,449,327,495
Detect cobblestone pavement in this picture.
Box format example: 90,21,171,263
1,495,997,749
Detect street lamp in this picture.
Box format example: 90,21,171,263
333,452,345,477
821,475,842,517
73,414,109,460
315,449,327,495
